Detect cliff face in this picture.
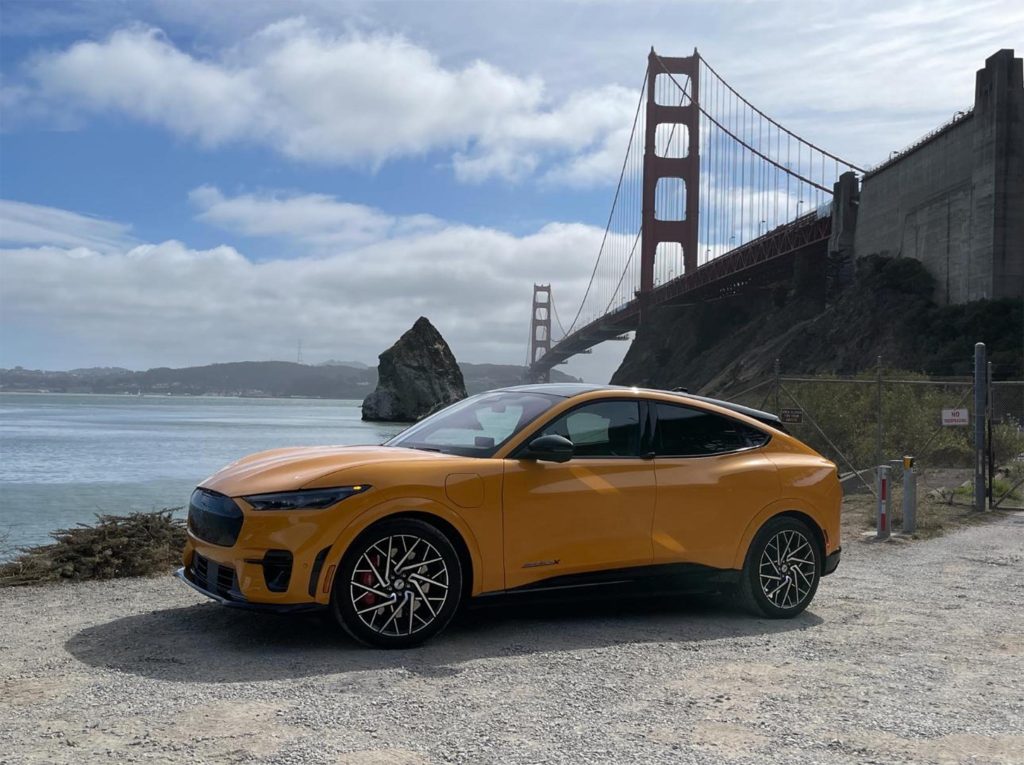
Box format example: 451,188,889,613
362,317,468,422
611,256,1023,396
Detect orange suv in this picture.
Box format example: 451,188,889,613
178,384,841,647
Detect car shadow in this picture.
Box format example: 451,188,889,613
65,594,823,683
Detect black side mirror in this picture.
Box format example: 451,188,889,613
523,434,574,463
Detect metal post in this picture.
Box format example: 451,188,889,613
876,464,891,540
987,360,994,506
974,342,987,512
875,356,883,470
902,456,916,535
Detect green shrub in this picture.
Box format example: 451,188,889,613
775,371,974,469
730,370,984,471
991,419,1024,468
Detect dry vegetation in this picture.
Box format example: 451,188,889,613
842,486,1015,541
0,510,185,587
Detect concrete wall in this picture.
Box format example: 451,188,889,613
854,50,1024,304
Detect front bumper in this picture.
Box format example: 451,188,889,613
176,559,323,614
183,490,340,605
822,547,841,576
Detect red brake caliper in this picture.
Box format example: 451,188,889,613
360,553,379,606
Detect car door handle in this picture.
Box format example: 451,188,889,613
642,452,656,460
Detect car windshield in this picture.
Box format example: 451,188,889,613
385,391,561,457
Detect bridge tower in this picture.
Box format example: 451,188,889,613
529,284,552,383
641,48,700,297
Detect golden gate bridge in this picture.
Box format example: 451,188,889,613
526,49,864,382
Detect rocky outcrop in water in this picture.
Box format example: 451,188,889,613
361,317,467,422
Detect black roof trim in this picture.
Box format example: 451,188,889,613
660,391,783,429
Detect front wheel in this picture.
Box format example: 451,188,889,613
737,516,820,618
331,518,463,648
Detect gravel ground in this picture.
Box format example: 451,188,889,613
2,512,1023,765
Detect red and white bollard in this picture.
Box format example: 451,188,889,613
876,464,892,540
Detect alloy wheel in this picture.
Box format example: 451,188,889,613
349,533,450,637
757,529,816,609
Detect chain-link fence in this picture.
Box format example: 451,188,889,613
726,355,1024,528
989,379,1024,509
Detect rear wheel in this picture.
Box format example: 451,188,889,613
738,516,820,618
331,518,462,648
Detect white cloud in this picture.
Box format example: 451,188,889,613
189,186,443,250
0,200,606,372
0,199,135,253
454,85,638,185
5,0,1021,176
18,20,636,185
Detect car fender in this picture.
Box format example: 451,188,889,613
314,496,486,604
730,497,829,570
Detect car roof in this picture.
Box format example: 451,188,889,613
496,383,784,430
499,383,609,397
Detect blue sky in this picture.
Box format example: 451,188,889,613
1,0,1021,379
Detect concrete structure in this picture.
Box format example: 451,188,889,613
854,50,1024,303
827,171,860,294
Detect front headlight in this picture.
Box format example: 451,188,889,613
242,485,370,511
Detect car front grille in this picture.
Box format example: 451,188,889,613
188,488,244,546
189,552,241,600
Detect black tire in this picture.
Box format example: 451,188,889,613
737,516,820,618
331,518,463,648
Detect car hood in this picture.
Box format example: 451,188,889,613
199,445,457,498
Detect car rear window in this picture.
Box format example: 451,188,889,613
653,403,769,456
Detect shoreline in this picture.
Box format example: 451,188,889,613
1,395,401,555
0,390,365,403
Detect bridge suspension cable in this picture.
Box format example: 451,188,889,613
549,293,569,339
697,56,865,174
564,65,649,337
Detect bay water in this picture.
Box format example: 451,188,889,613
0,393,406,556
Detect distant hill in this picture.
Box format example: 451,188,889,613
459,363,579,393
0,361,580,399
319,359,370,369
67,367,134,378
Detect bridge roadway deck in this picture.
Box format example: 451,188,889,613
529,213,832,380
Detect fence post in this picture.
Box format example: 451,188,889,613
974,343,987,512
876,464,891,540
875,356,883,470
987,360,994,506
902,456,916,535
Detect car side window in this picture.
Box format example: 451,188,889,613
538,401,641,457
654,403,767,456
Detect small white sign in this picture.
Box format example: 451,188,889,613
941,408,969,426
